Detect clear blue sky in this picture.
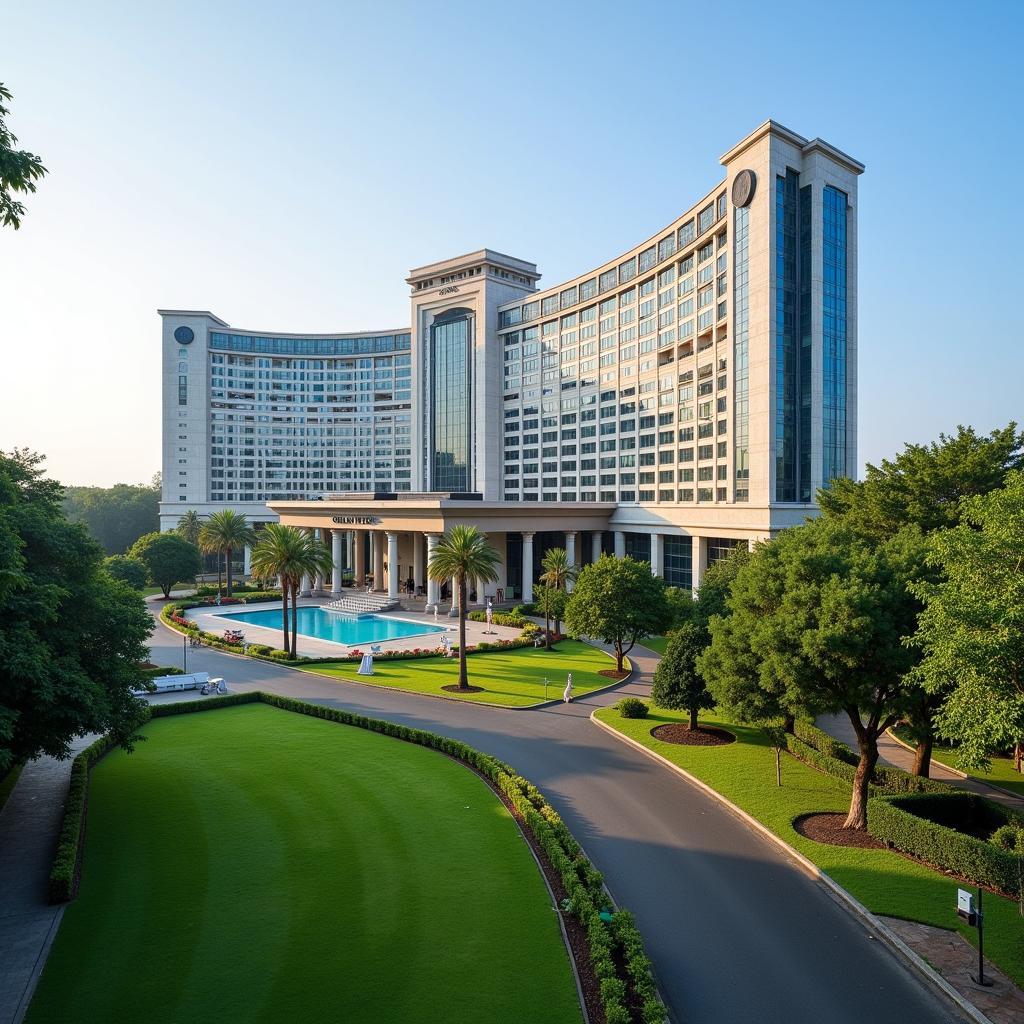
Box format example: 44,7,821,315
1,0,1021,486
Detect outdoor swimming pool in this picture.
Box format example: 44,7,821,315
217,606,445,647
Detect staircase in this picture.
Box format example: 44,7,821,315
322,592,400,616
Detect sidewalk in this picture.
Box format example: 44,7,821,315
816,713,1024,815
0,737,93,1024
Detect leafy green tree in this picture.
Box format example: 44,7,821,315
199,510,254,597
652,622,714,730
663,584,695,632
103,554,147,590
565,555,672,673
538,547,576,646
535,584,568,647
128,531,201,599
698,518,926,829
912,471,1024,773
428,526,501,690
0,451,151,773
693,546,752,628
176,510,202,546
61,481,160,555
0,83,46,230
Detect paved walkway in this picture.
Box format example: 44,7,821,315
0,736,93,1024
1,619,967,1024
817,713,1024,815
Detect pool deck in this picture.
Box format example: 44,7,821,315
183,598,524,659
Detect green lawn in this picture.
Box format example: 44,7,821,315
142,582,195,598
29,704,582,1024
637,635,670,656
298,640,623,707
595,705,1024,987
891,726,1024,797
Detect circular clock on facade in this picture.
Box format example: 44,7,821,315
731,169,756,208
173,325,195,344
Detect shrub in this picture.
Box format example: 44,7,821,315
868,792,1024,897
617,697,649,719
992,823,1024,853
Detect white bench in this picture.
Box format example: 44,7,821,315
133,671,207,695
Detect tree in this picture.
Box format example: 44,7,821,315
128,531,201,599
427,526,501,690
535,584,568,647
692,546,752,628
61,481,160,555
199,510,254,597
539,547,576,646
176,510,202,546
652,622,714,730
0,450,150,774
819,423,1024,776
912,471,1024,774
0,83,46,230
698,518,926,830
103,554,147,590
564,555,672,673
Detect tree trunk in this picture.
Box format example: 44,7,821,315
225,546,233,597
1015,742,1023,773
783,713,795,734
281,582,290,655
912,736,933,778
844,736,879,830
291,581,298,659
162,582,171,598
689,705,699,731
615,641,624,673
457,575,468,690
218,556,223,597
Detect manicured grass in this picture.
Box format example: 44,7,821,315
0,762,24,814
595,705,1024,987
637,635,670,656
891,726,1024,797
142,583,195,598
298,640,623,706
29,704,582,1024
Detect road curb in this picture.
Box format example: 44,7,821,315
590,711,994,1024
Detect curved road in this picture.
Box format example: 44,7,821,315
149,618,963,1024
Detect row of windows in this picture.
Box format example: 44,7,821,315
209,333,411,356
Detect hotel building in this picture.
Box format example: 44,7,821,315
159,120,862,601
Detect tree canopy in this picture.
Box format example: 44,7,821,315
564,555,672,672
62,479,160,555
103,554,147,590
0,451,151,773
652,622,715,729
912,471,1024,771
128,531,201,598
0,82,47,230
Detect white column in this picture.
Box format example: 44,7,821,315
314,529,327,594
614,531,626,558
243,543,252,578
565,531,577,592
387,532,399,600
748,537,757,552
692,535,708,594
414,533,425,593
591,531,603,564
354,530,366,586
331,530,343,595
346,530,355,571
426,533,440,605
300,528,313,596
476,577,486,605
522,531,534,604
650,533,663,578
372,532,385,591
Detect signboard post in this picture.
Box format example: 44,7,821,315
956,887,992,987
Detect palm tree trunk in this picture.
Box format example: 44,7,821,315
291,580,299,659
225,545,233,597
217,554,223,596
458,574,468,690
281,581,290,655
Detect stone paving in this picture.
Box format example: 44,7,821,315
881,916,1024,1024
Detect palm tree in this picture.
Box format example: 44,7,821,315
199,509,254,597
539,547,577,648
289,532,333,657
428,525,501,690
175,510,202,546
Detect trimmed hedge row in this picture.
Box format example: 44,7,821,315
868,792,1024,899
467,609,531,628
48,692,666,1023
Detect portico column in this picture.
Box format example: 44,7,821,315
692,535,708,594
243,543,252,579
565,531,577,592
614,531,626,559
591,531,603,564
387,532,399,600
331,530,344,595
346,530,355,571
650,533,663,578
373,532,385,591
414,533,425,593
299,528,314,597
354,530,366,586
522,531,534,604
426,533,441,605
314,529,328,594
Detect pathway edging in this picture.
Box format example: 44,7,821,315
589,711,994,1024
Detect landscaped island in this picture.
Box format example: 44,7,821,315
28,703,585,1023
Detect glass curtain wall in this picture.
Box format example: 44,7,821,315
429,310,472,492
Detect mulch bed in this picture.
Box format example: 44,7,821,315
440,684,486,694
598,669,630,680
651,724,736,746
794,812,884,849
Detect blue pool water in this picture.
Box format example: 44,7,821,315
216,606,444,646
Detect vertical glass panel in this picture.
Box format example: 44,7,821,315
823,185,849,487
774,172,799,502
430,311,472,491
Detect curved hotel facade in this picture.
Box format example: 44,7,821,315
160,120,862,598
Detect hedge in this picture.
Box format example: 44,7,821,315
868,792,1024,898
467,609,530,628
48,692,666,1023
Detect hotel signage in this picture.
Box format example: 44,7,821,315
331,515,380,525
438,285,460,295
